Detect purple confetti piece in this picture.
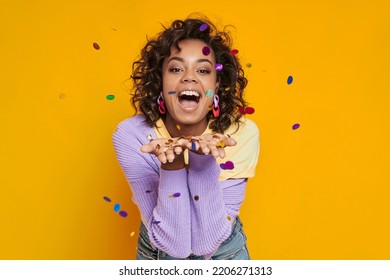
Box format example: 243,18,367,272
119,211,128,218
146,190,152,193
220,161,234,170
199,23,208,31
168,91,176,94
202,46,211,56
215,63,223,71
103,196,111,202
292,123,300,130
113,203,120,212
152,221,161,225
172,192,181,198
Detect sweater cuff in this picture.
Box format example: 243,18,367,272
188,151,220,176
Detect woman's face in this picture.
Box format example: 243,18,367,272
161,39,219,129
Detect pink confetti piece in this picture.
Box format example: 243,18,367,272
220,161,234,170
202,46,211,56
238,107,255,114
215,63,223,71
230,49,239,55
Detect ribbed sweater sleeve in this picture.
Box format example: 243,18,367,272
187,152,248,256
112,116,191,258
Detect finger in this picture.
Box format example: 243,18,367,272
165,148,176,163
141,143,155,153
199,141,210,155
157,151,168,164
223,136,237,146
174,145,183,155
217,147,226,158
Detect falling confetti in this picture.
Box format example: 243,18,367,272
199,23,208,31
230,49,239,55
130,231,135,237
220,161,234,170
119,211,128,218
146,134,152,140
215,63,223,71
194,195,199,201
225,87,230,91
168,91,176,94
246,63,252,68
239,107,255,115
106,94,115,100
114,203,120,212
205,89,214,97
103,196,111,202
59,93,66,99
292,123,300,130
93,42,100,50
202,46,211,56
287,75,293,85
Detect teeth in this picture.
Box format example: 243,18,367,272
179,90,200,97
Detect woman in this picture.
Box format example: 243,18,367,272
113,16,260,260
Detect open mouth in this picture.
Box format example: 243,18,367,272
177,90,201,110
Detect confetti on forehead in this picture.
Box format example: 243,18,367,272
215,63,223,71
199,23,208,31
202,46,211,56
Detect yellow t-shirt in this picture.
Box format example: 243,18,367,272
154,117,260,181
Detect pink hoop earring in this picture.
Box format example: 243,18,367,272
157,92,166,114
212,94,220,118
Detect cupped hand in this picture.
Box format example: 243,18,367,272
185,133,237,159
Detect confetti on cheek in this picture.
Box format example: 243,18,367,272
93,42,100,50
205,89,214,97
103,196,111,202
287,75,294,85
230,49,239,55
119,211,128,218
220,161,234,170
292,123,300,130
168,91,176,94
106,94,115,100
215,63,223,71
202,46,211,56
113,203,120,212
194,195,199,201
199,23,208,31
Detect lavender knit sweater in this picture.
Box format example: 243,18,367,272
112,114,248,258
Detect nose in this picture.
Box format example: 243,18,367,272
181,71,198,83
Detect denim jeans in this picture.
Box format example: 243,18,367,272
136,216,250,260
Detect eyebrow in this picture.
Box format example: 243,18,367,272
167,56,213,65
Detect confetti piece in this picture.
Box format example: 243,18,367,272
152,221,161,225
93,42,100,50
202,46,211,56
292,123,300,130
59,93,66,99
106,94,115,100
168,91,176,94
111,28,117,31
215,63,223,71
169,192,181,198
199,23,208,31
146,190,152,193
194,195,199,201
216,141,226,148
238,107,255,115
176,124,181,130
230,49,239,55
287,75,293,85
220,161,234,170
113,203,120,212
103,196,111,202
208,105,212,111
225,87,231,91
119,211,128,217
205,89,214,97
147,134,152,140
130,231,135,237
227,216,232,221
246,63,252,68
191,141,196,151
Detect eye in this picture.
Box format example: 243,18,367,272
169,67,182,73
198,69,211,74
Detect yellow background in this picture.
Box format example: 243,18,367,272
1,0,389,259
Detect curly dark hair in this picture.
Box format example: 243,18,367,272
130,15,248,133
